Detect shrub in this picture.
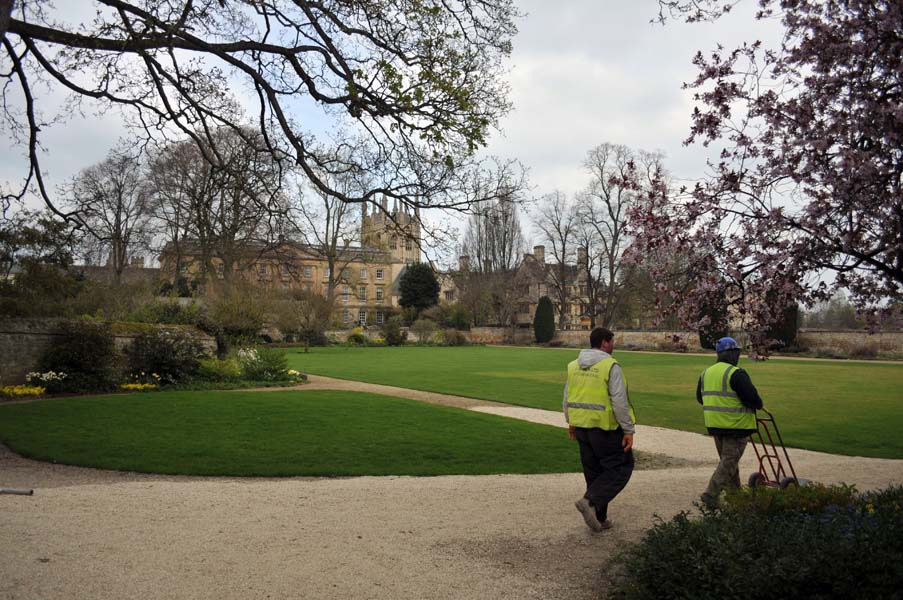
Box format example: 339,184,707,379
424,302,472,330
533,296,555,343
131,300,202,325
381,316,407,346
39,321,119,393
613,484,903,599
411,318,437,344
439,328,468,346
849,342,879,359
205,285,269,351
196,357,243,382
124,329,206,384
346,327,369,346
237,347,289,381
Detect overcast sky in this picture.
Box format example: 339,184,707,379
486,0,782,198
2,1,783,246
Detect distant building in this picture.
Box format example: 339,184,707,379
439,245,595,330
159,198,423,327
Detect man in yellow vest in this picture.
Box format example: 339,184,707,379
697,336,763,508
564,327,635,532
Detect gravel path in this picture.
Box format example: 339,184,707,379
2,376,902,600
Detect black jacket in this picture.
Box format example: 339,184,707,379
696,361,763,436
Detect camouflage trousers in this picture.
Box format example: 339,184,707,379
704,434,749,500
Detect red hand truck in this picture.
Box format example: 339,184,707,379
747,409,802,489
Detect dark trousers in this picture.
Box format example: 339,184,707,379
574,427,634,522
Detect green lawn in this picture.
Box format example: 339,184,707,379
288,346,903,459
0,390,579,476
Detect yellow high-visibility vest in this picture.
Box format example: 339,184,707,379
700,362,756,430
565,357,635,430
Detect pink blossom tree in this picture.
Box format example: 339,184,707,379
632,0,903,347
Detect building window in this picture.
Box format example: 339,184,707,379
325,267,331,280
376,287,384,302
405,238,413,251
343,310,352,324
259,264,268,276
281,264,291,277
359,286,367,301
303,265,313,278
444,290,455,302
216,263,225,278
376,268,384,280
376,233,382,244
376,311,385,324
358,309,367,326
341,267,349,280
342,286,350,303
360,267,367,280
391,235,397,249
179,263,189,274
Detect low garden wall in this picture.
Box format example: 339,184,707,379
0,318,216,384
463,327,903,355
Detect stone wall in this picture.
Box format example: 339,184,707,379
461,327,903,355
0,319,216,384
467,327,702,350
797,330,903,354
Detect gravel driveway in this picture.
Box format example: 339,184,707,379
2,376,902,600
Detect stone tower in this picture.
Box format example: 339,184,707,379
361,196,422,263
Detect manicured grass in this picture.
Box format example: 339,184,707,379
0,390,579,476
288,346,903,459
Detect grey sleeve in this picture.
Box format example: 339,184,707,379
562,380,570,424
608,364,635,434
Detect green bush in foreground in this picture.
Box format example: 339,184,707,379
612,484,903,599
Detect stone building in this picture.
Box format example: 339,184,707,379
159,198,422,327
440,244,595,330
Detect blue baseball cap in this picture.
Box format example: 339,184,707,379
715,337,739,352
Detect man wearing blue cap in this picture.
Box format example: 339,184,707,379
697,336,763,508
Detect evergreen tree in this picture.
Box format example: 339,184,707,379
399,263,440,315
534,296,555,343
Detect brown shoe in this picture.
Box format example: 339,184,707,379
599,519,613,530
575,498,603,532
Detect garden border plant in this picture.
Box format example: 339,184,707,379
610,483,903,599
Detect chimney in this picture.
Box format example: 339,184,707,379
459,256,470,271
576,246,587,268
533,245,545,264
130,256,145,268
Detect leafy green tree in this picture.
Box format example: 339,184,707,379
399,263,440,316
533,296,555,343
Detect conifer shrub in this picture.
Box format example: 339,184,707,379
533,296,555,343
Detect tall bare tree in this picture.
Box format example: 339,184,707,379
533,190,579,328
148,127,287,290
288,169,370,308
576,143,665,328
461,194,526,273
66,147,151,284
